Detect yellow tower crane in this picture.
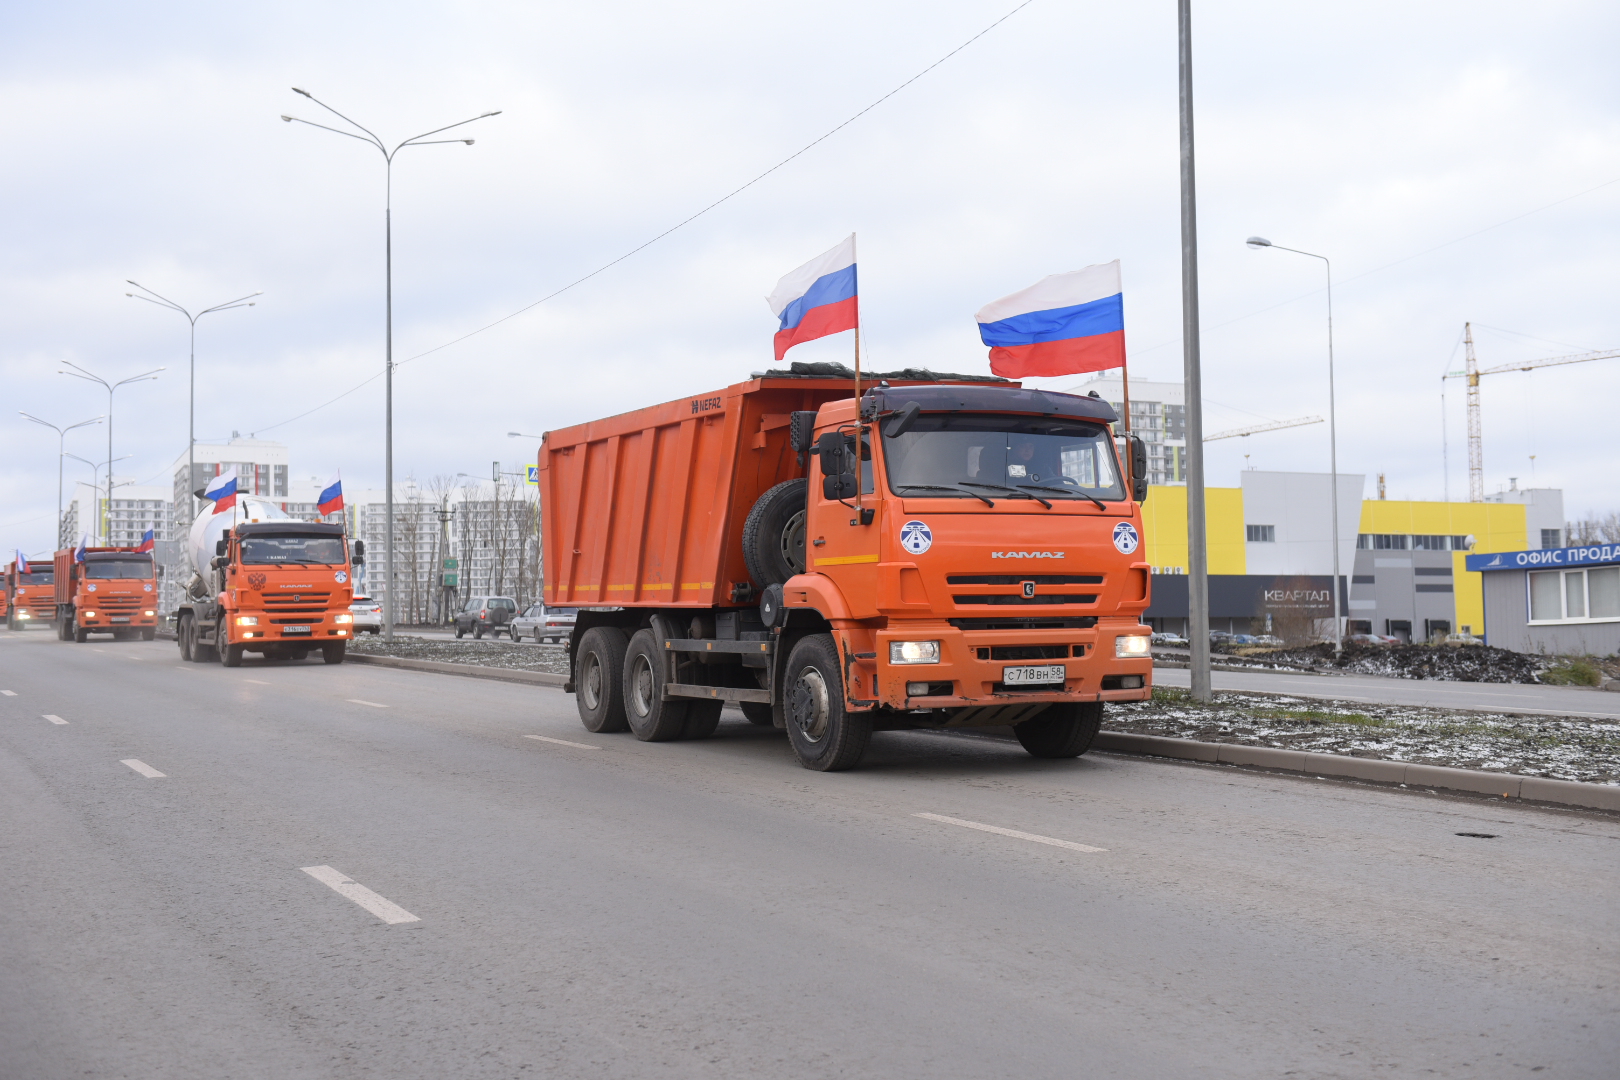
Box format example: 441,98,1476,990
1443,323,1619,501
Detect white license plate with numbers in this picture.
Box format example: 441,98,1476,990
283,625,311,635
1002,664,1065,685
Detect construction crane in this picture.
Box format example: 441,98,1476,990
1443,323,1620,501
1203,416,1323,442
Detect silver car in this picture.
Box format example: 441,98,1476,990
350,594,383,634
509,602,575,644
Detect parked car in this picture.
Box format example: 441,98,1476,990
1345,632,1399,646
1253,634,1285,647
453,596,518,639
349,594,382,634
509,602,576,644
1151,632,1188,646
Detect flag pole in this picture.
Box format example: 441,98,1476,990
851,232,863,522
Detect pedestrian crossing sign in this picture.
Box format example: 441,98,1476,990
526,465,539,485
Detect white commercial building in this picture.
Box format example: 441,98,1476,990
1067,375,1187,486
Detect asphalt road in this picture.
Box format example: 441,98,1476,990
3,627,1617,1079
1155,663,1620,719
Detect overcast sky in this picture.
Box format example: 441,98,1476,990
4,0,1617,555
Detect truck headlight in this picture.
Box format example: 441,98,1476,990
83,611,97,618
1114,634,1151,658
16,612,29,619
334,613,353,624
236,615,259,626
143,610,155,617
889,640,940,665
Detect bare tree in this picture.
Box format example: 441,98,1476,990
1567,513,1620,544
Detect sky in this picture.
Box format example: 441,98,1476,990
3,0,1617,556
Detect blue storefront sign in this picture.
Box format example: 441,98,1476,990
1466,544,1620,573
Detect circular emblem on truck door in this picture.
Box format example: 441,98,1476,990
899,520,933,555
1112,522,1140,554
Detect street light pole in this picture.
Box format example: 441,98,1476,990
1245,236,1343,655
59,363,163,544
1178,0,1212,702
126,284,260,524
20,413,103,548
282,88,501,644
64,453,132,544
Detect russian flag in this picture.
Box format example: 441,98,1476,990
975,261,1126,379
204,468,238,515
135,529,155,554
767,235,858,362
75,534,88,563
318,473,344,516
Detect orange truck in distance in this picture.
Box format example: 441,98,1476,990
540,366,1154,772
53,546,159,642
6,559,57,630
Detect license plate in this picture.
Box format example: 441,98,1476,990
110,616,131,623
1003,664,1065,686
282,625,312,635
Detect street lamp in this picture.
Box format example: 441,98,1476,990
64,452,132,545
58,363,163,545
282,88,501,644
1245,235,1343,655
126,283,260,524
20,412,103,548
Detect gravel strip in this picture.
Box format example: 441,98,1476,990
1107,687,1620,786
348,635,570,675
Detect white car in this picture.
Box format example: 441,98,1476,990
509,602,576,644
349,595,383,634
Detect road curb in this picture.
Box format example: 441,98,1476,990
344,652,567,687
1090,731,1620,812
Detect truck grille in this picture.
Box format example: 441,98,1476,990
97,596,141,611
947,574,1102,585
976,644,1071,660
949,617,1097,631
953,594,1096,606
263,591,331,614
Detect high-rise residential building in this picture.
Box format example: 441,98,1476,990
1066,375,1187,485
172,437,289,516
62,479,174,549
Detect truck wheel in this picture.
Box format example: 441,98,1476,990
322,642,346,665
220,642,245,667
141,628,156,642
741,478,808,588
783,634,871,771
683,698,723,740
623,628,690,741
740,701,775,726
575,626,629,733
74,620,89,644
178,615,194,660
1013,702,1103,759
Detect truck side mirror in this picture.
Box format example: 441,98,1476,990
823,474,858,500
351,539,365,565
1128,435,1149,502
817,432,846,476
156,565,165,579
215,539,227,557
882,402,921,438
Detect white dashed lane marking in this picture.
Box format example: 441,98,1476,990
1,690,16,696
121,759,166,778
914,812,1107,853
300,866,420,924
347,699,389,708
43,715,68,725
244,679,269,685
524,734,601,751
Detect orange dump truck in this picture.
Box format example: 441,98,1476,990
6,559,57,630
54,546,160,642
540,367,1154,771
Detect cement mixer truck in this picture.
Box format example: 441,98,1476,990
174,497,362,666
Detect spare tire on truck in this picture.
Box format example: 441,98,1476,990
741,478,808,588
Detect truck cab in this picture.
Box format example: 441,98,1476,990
176,521,358,667
7,561,57,630
54,547,160,642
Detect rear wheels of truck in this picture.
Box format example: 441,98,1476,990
624,628,691,741
575,626,630,733
1012,702,1103,758
741,478,808,588
784,634,871,771
739,701,775,726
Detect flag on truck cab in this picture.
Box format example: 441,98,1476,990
317,473,344,516
767,235,858,362
975,260,1125,379
204,468,238,515
74,534,87,563
135,528,155,554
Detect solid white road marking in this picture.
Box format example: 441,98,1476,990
347,699,389,708
524,734,601,750
245,679,270,685
121,759,166,778
914,812,1106,853
43,714,68,725
1,690,15,696
300,866,420,924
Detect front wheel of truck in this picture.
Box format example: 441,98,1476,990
575,626,629,733
784,634,871,771
322,642,346,664
220,641,245,667
1013,702,1103,759
623,629,690,741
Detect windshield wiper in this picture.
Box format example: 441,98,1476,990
1018,483,1107,510
960,481,1051,509
895,483,994,507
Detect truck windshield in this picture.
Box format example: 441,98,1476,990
84,560,154,579
883,414,1124,502
19,572,53,585
239,535,347,565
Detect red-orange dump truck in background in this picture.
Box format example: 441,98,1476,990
540,366,1153,771
6,559,57,630
53,546,159,642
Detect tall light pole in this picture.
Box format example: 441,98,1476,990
1178,0,1212,702
282,88,501,644
59,363,163,545
20,413,103,548
65,453,132,545
1245,236,1343,655
125,283,260,524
